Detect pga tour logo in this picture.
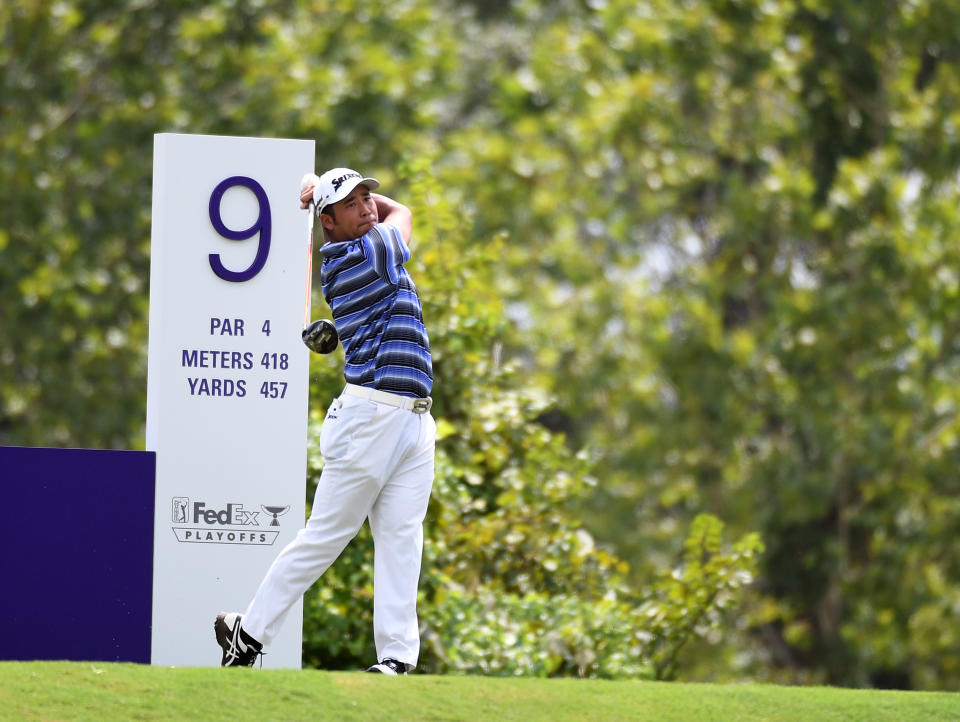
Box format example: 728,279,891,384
170,497,290,546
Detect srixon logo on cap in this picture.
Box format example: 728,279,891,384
331,172,361,191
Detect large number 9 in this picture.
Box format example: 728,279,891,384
208,176,271,282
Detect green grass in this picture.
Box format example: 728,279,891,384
1,662,958,721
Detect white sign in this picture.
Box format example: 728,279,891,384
146,133,314,668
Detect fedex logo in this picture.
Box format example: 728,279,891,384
169,496,282,546
190,501,260,526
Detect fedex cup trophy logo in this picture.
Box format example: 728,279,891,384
262,505,290,527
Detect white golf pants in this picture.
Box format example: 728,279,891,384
241,389,436,668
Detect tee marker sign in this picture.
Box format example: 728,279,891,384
147,133,314,668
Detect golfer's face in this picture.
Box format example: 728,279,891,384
329,184,378,241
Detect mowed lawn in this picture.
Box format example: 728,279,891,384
2,662,959,721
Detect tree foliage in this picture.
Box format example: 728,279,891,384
3,0,960,689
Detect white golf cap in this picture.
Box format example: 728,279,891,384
312,167,380,214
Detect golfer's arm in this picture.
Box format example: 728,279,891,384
373,193,412,244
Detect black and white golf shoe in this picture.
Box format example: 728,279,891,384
366,658,408,675
214,612,264,667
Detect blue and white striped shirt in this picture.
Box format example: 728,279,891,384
319,223,433,398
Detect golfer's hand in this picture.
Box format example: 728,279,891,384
299,186,314,209
299,173,319,209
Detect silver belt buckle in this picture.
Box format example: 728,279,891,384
412,398,432,414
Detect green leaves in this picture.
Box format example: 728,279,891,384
643,516,764,681
417,513,761,679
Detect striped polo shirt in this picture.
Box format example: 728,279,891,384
319,223,433,398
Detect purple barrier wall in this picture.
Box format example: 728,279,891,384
0,446,155,663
